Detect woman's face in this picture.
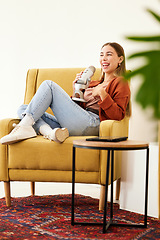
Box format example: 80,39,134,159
99,45,123,75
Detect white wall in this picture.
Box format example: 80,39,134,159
0,0,159,142
120,143,159,218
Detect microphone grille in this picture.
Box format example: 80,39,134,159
89,66,96,73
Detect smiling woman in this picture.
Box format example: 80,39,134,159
0,42,130,145
99,42,126,80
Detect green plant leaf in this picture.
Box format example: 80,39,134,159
135,65,160,118
125,7,160,119
126,36,160,42
124,65,149,80
127,50,160,60
147,9,160,23
124,51,160,118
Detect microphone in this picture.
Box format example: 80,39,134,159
72,66,96,102
77,66,96,84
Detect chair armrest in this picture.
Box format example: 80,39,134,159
0,118,20,181
99,117,130,185
99,117,129,137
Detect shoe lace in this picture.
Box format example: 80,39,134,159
43,135,52,141
11,124,21,133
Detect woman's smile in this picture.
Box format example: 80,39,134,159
102,62,110,70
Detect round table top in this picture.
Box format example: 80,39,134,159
73,139,149,150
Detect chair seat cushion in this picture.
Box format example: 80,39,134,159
8,136,100,172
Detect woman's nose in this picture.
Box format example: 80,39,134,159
102,55,107,61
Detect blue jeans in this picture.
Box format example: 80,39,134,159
17,80,100,136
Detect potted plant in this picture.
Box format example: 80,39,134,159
124,6,160,217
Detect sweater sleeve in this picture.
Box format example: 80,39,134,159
98,78,130,121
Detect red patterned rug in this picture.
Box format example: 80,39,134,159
0,194,159,239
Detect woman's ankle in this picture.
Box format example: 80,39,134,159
39,124,52,136
19,114,35,126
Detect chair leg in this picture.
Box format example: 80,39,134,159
116,178,121,200
4,181,11,207
30,182,35,195
99,185,105,211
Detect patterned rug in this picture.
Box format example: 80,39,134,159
0,194,159,239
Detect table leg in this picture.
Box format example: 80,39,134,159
144,147,149,227
71,146,76,226
103,150,111,233
110,150,114,220
71,144,149,233
110,147,149,229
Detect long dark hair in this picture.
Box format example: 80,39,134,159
99,42,126,82
99,42,131,117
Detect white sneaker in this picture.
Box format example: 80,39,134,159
44,128,69,143
0,125,37,145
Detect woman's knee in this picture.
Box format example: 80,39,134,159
43,80,53,87
44,80,60,90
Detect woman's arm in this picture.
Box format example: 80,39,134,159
98,79,130,121
92,84,108,101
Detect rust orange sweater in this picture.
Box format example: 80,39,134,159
84,76,130,121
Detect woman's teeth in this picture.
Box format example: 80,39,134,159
103,63,109,67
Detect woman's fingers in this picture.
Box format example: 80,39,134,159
73,71,84,83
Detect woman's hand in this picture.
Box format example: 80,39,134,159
92,85,108,101
72,71,83,96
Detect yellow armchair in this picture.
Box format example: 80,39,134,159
0,68,130,208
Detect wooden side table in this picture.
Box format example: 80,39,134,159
71,139,149,233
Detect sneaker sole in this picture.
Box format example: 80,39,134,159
1,135,37,145
55,128,69,143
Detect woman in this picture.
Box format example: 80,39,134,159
0,42,130,145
